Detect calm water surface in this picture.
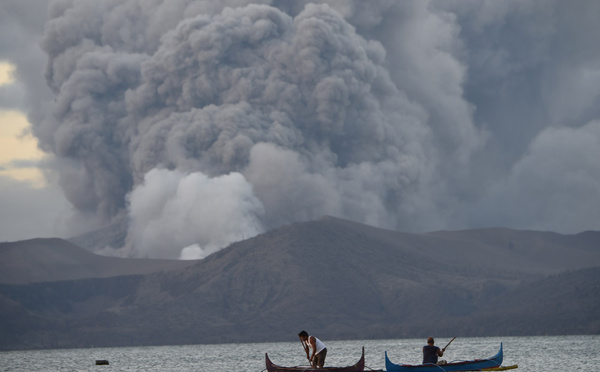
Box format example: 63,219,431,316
1,335,598,371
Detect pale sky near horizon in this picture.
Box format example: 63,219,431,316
0,60,71,242
0,61,46,186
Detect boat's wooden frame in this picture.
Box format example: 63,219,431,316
266,347,365,372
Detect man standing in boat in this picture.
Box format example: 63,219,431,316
299,330,327,368
422,337,444,365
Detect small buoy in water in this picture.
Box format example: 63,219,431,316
95,360,109,365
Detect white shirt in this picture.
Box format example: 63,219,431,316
309,336,326,355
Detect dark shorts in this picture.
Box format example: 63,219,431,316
313,348,327,368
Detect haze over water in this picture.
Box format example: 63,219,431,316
2,335,598,372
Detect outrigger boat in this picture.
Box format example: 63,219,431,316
266,347,365,372
385,343,511,372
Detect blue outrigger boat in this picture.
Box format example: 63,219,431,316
385,343,505,372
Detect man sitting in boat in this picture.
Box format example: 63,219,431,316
422,337,445,365
299,330,328,368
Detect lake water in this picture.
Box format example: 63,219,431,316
1,335,598,371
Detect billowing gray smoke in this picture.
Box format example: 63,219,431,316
32,0,600,258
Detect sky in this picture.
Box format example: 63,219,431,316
1,0,599,259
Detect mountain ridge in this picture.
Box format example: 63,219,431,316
1,216,599,350
0,238,196,284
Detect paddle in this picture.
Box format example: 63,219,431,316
299,336,311,363
442,337,456,352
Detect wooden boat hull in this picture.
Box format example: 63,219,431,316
266,347,365,372
385,343,503,372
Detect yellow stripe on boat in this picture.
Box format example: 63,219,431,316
481,365,518,371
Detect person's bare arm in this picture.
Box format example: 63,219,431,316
300,337,310,360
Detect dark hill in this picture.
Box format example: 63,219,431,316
1,216,599,350
0,238,196,284
438,266,600,336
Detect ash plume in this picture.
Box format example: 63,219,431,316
25,0,600,258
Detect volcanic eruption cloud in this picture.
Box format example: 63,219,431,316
34,1,600,258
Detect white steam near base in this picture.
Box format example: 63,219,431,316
126,168,264,259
